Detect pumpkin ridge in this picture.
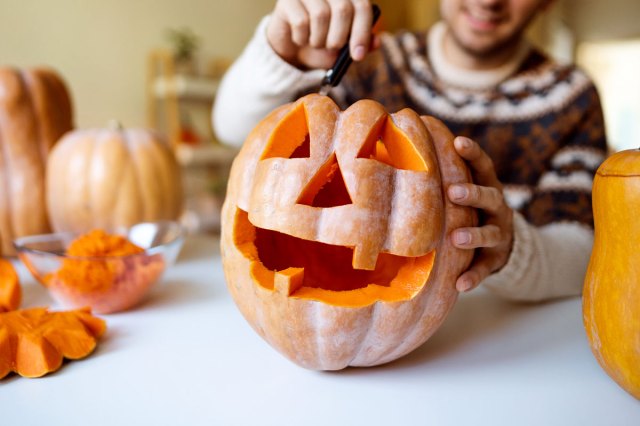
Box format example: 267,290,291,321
381,168,399,254
121,128,147,220
17,70,51,238
348,300,378,365
20,71,47,173
0,116,13,254
90,131,113,227
0,68,26,252
37,69,74,152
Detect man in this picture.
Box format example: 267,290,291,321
213,0,607,301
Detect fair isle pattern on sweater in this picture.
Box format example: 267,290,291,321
328,30,608,228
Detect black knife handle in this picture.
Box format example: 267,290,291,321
321,4,381,88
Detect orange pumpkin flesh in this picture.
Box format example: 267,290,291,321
0,307,105,379
221,95,475,370
234,208,435,307
0,259,21,312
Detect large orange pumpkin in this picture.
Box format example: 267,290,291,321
583,148,640,399
45,125,183,233
0,67,73,254
221,94,475,370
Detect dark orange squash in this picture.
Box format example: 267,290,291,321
583,148,640,399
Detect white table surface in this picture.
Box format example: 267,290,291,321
3,235,639,425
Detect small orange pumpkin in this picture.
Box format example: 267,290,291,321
0,67,73,254
221,94,475,370
583,148,640,399
45,124,183,233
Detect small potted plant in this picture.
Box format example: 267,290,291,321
166,27,200,75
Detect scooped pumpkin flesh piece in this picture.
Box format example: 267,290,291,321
0,307,105,378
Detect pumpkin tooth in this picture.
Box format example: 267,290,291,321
274,267,304,296
352,245,379,271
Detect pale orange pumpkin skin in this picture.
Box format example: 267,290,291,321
0,67,73,254
45,126,183,233
221,95,475,370
583,149,640,399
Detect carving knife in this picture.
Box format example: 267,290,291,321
319,4,381,96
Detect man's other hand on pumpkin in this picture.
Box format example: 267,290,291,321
447,136,514,293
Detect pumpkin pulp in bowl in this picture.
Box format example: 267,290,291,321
14,221,184,314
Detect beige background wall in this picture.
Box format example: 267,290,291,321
2,0,639,133
0,0,274,129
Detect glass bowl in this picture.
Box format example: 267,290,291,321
13,221,185,314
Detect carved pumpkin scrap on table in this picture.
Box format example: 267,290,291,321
221,94,476,370
0,255,106,379
0,307,105,379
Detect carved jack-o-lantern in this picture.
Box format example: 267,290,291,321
221,94,475,370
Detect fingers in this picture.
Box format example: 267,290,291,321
451,225,502,249
447,183,506,215
283,0,311,47
449,135,515,293
453,136,501,188
326,0,354,49
269,0,375,66
455,251,500,292
349,0,374,60
303,0,331,48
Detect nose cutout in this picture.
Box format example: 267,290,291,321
297,154,353,208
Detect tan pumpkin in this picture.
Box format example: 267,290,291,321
221,94,475,370
46,124,183,233
583,148,640,399
0,67,73,254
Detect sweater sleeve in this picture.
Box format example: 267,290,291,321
212,16,326,147
482,81,607,301
481,211,594,301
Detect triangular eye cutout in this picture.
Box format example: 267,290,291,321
297,154,353,208
261,104,311,159
357,116,428,172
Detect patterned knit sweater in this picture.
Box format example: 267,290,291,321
331,22,608,229
213,17,608,301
